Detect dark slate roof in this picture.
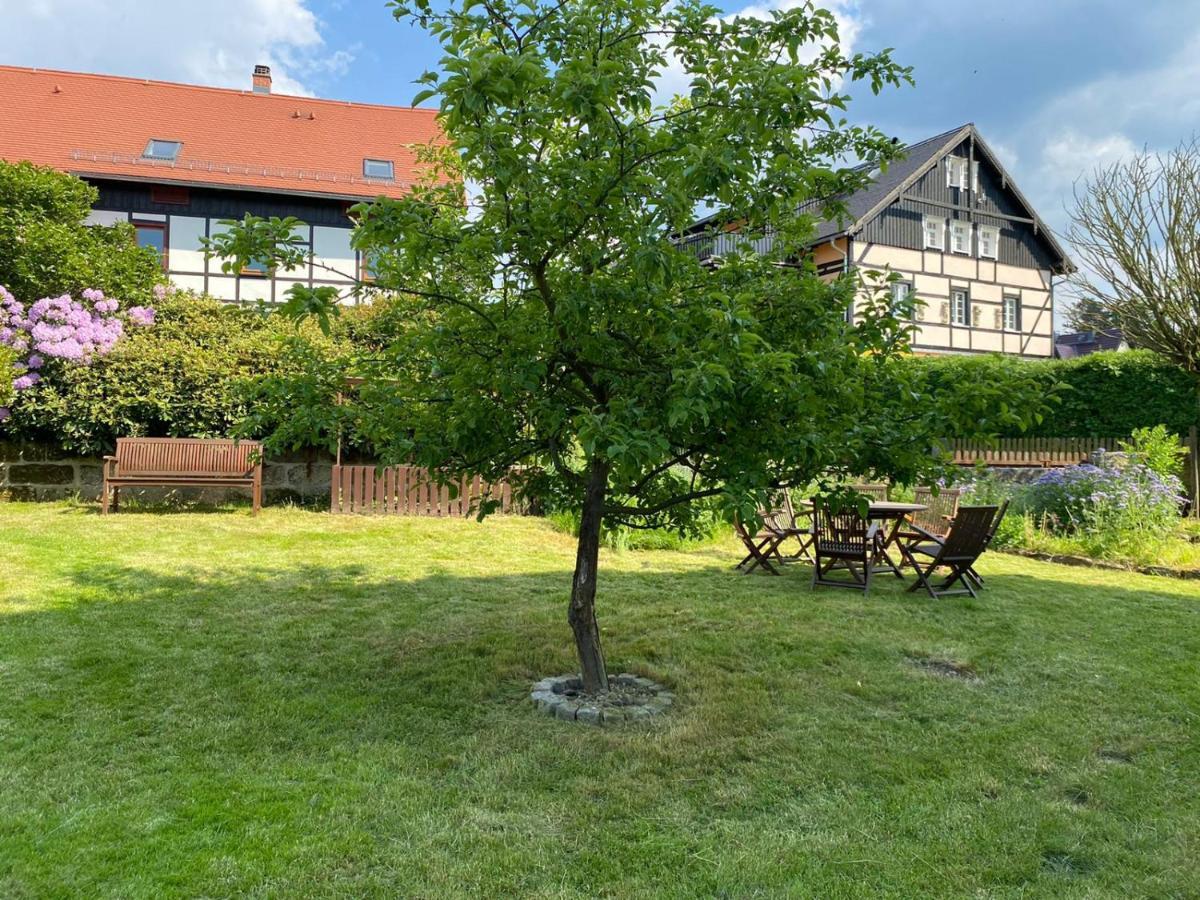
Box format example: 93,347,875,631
1054,328,1126,358
682,123,1074,273
803,124,969,242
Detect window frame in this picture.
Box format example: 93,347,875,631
1002,294,1021,332
362,158,395,180
978,224,1000,260
950,220,972,255
950,287,970,326
131,218,168,271
922,215,945,251
946,156,969,189
890,280,913,316
143,139,183,161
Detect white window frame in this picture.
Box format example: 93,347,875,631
950,288,970,326
363,158,395,180
890,280,913,315
950,220,971,255
978,224,999,260
946,157,969,189
923,215,945,250
1002,295,1021,331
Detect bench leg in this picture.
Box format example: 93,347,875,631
112,487,119,513
101,480,110,515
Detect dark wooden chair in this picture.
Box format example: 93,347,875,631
967,499,1009,587
811,501,880,593
898,486,962,548
850,483,889,501
734,514,785,575
768,493,815,563
102,437,263,514
900,505,998,599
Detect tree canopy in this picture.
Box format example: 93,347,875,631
215,0,1050,693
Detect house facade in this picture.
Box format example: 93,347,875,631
0,64,445,304
683,125,1075,358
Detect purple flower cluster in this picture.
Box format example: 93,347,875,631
0,283,155,422
1028,460,1185,531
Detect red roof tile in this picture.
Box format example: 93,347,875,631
0,65,447,201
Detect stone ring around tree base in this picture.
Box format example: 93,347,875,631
530,673,674,725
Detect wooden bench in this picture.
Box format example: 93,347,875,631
102,437,263,514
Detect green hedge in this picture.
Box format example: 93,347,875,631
908,350,1199,437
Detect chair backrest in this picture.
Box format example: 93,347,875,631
812,500,870,550
911,486,962,538
850,483,889,501
115,437,261,478
939,505,998,561
985,499,1010,543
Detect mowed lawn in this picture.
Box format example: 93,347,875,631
1,504,1198,898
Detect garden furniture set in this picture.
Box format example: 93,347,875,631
735,484,1007,598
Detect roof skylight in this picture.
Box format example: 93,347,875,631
363,158,394,180
143,139,183,161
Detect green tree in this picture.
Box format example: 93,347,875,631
212,0,1048,693
0,161,163,304
1064,296,1122,336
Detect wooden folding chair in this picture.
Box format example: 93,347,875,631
897,486,961,550
967,499,1008,587
770,493,815,563
900,505,998,599
849,483,889,501
734,514,785,575
811,501,880,594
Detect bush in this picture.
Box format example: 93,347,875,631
1119,424,1187,480
6,291,349,455
908,350,1199,437
0,160,163,305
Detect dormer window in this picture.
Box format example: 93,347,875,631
363,158,394,180
143,139,182,161
946,156,969,189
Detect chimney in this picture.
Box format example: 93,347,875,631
252,64,272,94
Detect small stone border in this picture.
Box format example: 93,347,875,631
530,673,674,725
1000,547,1200,580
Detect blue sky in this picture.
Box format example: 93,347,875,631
2,0,1198,241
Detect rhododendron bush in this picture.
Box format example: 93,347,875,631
0,284,154,422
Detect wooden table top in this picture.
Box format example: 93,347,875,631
797,500,928,516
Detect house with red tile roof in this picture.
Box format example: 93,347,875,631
0,64,446,304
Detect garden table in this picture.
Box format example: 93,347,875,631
799,500,927,577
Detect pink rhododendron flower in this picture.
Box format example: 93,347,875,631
0,284,154,422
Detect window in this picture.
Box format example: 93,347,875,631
359,250,379,282
363,158,394,180
950,288,969,325
946,156,969,189
978,225,999,260
143,139,182,161
950,220,971,255
1003,295,1021,331
922,215,945,250
133,220,167,269
890,281,913,315
151,185,190,205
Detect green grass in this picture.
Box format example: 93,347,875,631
2,503,1198,898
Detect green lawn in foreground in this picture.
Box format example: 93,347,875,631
1,503,1197,898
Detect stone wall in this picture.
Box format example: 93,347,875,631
0,442,336,505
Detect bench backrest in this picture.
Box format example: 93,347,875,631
115,437,262,478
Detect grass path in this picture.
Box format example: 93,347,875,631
1,504,1198,897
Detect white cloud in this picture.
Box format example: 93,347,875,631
652,0,866,105
0,0,352,96
1039,131,1139,192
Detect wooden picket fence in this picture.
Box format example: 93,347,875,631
330,464,524,516
948,437,1121,468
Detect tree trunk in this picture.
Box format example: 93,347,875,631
569,457,610,693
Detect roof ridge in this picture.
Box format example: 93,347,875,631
0,63,440,115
